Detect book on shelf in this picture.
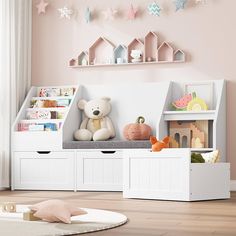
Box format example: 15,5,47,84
30,98,71,108
38,87,75,97
18,122,62,132
26,110,65,120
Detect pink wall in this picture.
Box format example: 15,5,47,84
32,0,236,179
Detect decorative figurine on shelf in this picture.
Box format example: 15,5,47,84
172,92,208,111
130,50,142,63
74,97,115,141
150,136,170,152
81,58,88,66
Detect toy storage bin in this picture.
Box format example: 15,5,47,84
123,149,230,201
12,151,75,190
76,150,123,191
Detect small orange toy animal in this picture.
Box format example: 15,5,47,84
150,136,170,152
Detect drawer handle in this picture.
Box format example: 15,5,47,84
37,151,51,154
101,151,116,154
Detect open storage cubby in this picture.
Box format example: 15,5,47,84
168,120,213,150
123,149,230,201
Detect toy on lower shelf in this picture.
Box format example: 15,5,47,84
169,120,208,148
150,136,170,152
201,150,220,163
191,153,205,163
191,150,220,163
172,92,208,111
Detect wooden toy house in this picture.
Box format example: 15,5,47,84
169,120,208,148
157,41,174,62
88,37,115,65
127,38,144,63
144,31,158,62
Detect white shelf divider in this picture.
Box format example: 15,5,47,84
163,110,216,121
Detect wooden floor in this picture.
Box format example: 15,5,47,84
1,191,236,236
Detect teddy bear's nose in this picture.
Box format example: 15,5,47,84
93,110,100,115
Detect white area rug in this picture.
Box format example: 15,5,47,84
0,205,127,236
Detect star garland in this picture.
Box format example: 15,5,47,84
36,1,209,20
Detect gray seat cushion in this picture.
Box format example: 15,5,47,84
63,140,151,149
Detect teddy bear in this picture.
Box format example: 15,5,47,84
74,97,115,141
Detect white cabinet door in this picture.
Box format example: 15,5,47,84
13,151,75,190
76,151,123,191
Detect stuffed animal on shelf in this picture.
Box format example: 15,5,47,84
150,136,170,152
74,97,115,141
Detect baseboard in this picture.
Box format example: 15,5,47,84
230,180,236,191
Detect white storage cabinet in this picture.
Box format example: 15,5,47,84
11,85,81,191
76,150,123,191
13,151,75,190
123,149,230,201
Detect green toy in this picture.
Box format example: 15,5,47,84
191,153,205,163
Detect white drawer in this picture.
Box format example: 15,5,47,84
13,151,75,190
76,151,123,191
14,151,74,159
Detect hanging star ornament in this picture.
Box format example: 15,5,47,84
102,8,118,21
148,2,161,17
58,6,73,19
85,7,91,23
36,0,48,15
127,4,138,20
174,0,187,11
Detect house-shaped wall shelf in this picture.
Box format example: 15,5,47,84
144,31,158,62
114,45,127,64
88,37,115,65
174,49,185,62
69,58,77,67
127,38,144,63
69,32,187,68
78,51,89,66
157,41,174,62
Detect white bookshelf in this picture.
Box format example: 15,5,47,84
12,85,81,151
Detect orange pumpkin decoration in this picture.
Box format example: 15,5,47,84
123,116,152,140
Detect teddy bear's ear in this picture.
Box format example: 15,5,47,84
101,97,111,102
78,99,87,110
